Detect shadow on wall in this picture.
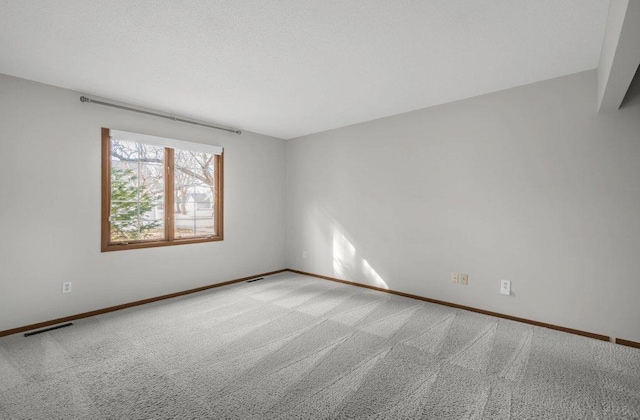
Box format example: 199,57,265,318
307,201,388,289
621,64,640,108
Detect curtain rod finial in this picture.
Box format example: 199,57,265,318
80,96,89,103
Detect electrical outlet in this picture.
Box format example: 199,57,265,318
460,273,468,285
451,273,459,284
500,279,510,296
62,282,72,294
302,251,307,259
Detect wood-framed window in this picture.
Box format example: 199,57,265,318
101,128,223,251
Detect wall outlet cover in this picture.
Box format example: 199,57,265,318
500,279,510,296
62,281,72,294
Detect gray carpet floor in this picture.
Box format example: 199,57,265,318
1,272,639,419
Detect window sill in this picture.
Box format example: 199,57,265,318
101,236,223,252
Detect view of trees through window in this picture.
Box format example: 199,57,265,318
107,137,219,246
173,148,216,239
110,140,165,242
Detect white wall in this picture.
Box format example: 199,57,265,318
4,68,640,343
0,73,287,332
286,70,640,342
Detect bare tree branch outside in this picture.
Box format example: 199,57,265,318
110,139,216,242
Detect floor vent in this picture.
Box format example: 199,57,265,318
247,277,265,283
24,323,73,337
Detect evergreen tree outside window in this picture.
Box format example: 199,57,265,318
110,168,162,241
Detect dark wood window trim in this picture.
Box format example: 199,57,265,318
101,128,223,252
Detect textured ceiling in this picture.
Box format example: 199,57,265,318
0,0,610,139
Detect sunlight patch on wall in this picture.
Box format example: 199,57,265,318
332,230,356,279
362,259,388,289
332,227,388,289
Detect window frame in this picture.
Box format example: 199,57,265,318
101,128,224,252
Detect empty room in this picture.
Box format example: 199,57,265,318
1,1,639,419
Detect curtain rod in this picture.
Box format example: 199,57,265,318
79,96,241,135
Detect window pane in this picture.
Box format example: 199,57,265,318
110,139,165,242
173,149,216,238
195,217,215,236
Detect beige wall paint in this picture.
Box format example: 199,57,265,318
286,70,640,342
0,73,287,332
